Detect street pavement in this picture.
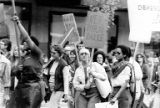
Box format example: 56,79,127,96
41,100,68,108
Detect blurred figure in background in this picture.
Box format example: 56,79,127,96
63,44,75,65
0,38,12,60
0,39,11,108
136,53,150,92
129,54,144,108
77,41,85,54
67,49,79,108
43,45,69,108
93,50,111,102
7,45,25,108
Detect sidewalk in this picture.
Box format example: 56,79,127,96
41,101,49,108
41,100,68,108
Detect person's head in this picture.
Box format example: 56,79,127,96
113,45,131,62
12,45,25,58
22,36,39,51
69,50,77,63
77,41,84,51
136,53,146,64
50,45,64,60
64,45,74,56
0,38,12,52
93,50,106,65
79,48,90,63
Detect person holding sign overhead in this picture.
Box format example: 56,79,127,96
12,16,45,108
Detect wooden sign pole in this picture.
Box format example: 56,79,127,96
11,0,21,60
60,27,73,47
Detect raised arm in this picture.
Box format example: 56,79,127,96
14,16,34,48
13,16,42,58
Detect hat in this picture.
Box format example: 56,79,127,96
79,48,90,55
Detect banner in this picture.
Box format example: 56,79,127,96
128,0,160,43
62,13,80,43
84,11,107,48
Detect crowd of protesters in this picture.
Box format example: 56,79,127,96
0,16,160,108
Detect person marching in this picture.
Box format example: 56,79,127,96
43,45,69,108
109,45,133,108
12,16,45,108
0,39,11,108
73,48,109,108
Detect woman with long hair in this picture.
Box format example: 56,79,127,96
7,46,25,108
67,49,79,108
136,53,150,91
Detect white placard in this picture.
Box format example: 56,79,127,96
84,11,107,48
128,0,160,43
0,4,5,23
62,13,79,43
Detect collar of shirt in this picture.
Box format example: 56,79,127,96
50,61,59,75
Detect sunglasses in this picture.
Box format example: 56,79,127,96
137,56,143,58
113,51,121,55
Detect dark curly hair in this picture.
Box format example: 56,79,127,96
115,45,132,60
93,50,106,63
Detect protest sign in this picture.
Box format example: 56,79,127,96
128,0,160,43
60,27,73,46
0,4,8,38
62,13,80,43
0,4,5,23
84,11,107,48
151,5,160,31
